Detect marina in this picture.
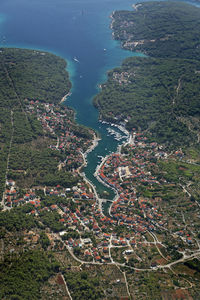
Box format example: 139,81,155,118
0,0,142,213
106,126,127,141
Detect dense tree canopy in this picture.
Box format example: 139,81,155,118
95,1,200,148
112,1,200,60
0,250,59,299
0,48,76,198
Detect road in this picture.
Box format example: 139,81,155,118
59,232,200,274
1,110,14,211
147,231,169,261
157,250,200,270
65,243,155,272
123,271,131,298
61,274,73,300
173,76,182,106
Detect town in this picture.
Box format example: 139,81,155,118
2,100,200,272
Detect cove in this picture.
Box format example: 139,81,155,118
3,0,198,212
0,0,143,211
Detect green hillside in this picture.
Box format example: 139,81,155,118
112,1,200,59
94,1,200,148
0,48,76,199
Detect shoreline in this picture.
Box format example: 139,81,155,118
76,132,107,213
132,3,142,11
93,154,119,216
77,125,126,216
60,92,72,104
92,120,131,214
78,132,101,173
84,133,101,157
109,11,115,30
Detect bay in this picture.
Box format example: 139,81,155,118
0,0,199,211
0,0,140,204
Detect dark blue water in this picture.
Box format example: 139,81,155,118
0,0,139,199
0,0,199,201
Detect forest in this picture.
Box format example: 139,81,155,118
112,1,200,60
0,48,92,299
94,56,200,147
94,1,200,148
1,48,71,104
0,250,59,299
0,48,78,200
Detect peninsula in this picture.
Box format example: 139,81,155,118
94,1,200,149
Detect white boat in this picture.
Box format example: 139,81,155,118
73,57,79,62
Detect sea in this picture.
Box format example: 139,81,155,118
0,0,199,212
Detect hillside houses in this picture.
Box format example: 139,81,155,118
3,98,198,268
96,133,166,234
25,99,93,171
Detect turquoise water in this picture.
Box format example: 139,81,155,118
0,0,199,203
0,0,141,201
